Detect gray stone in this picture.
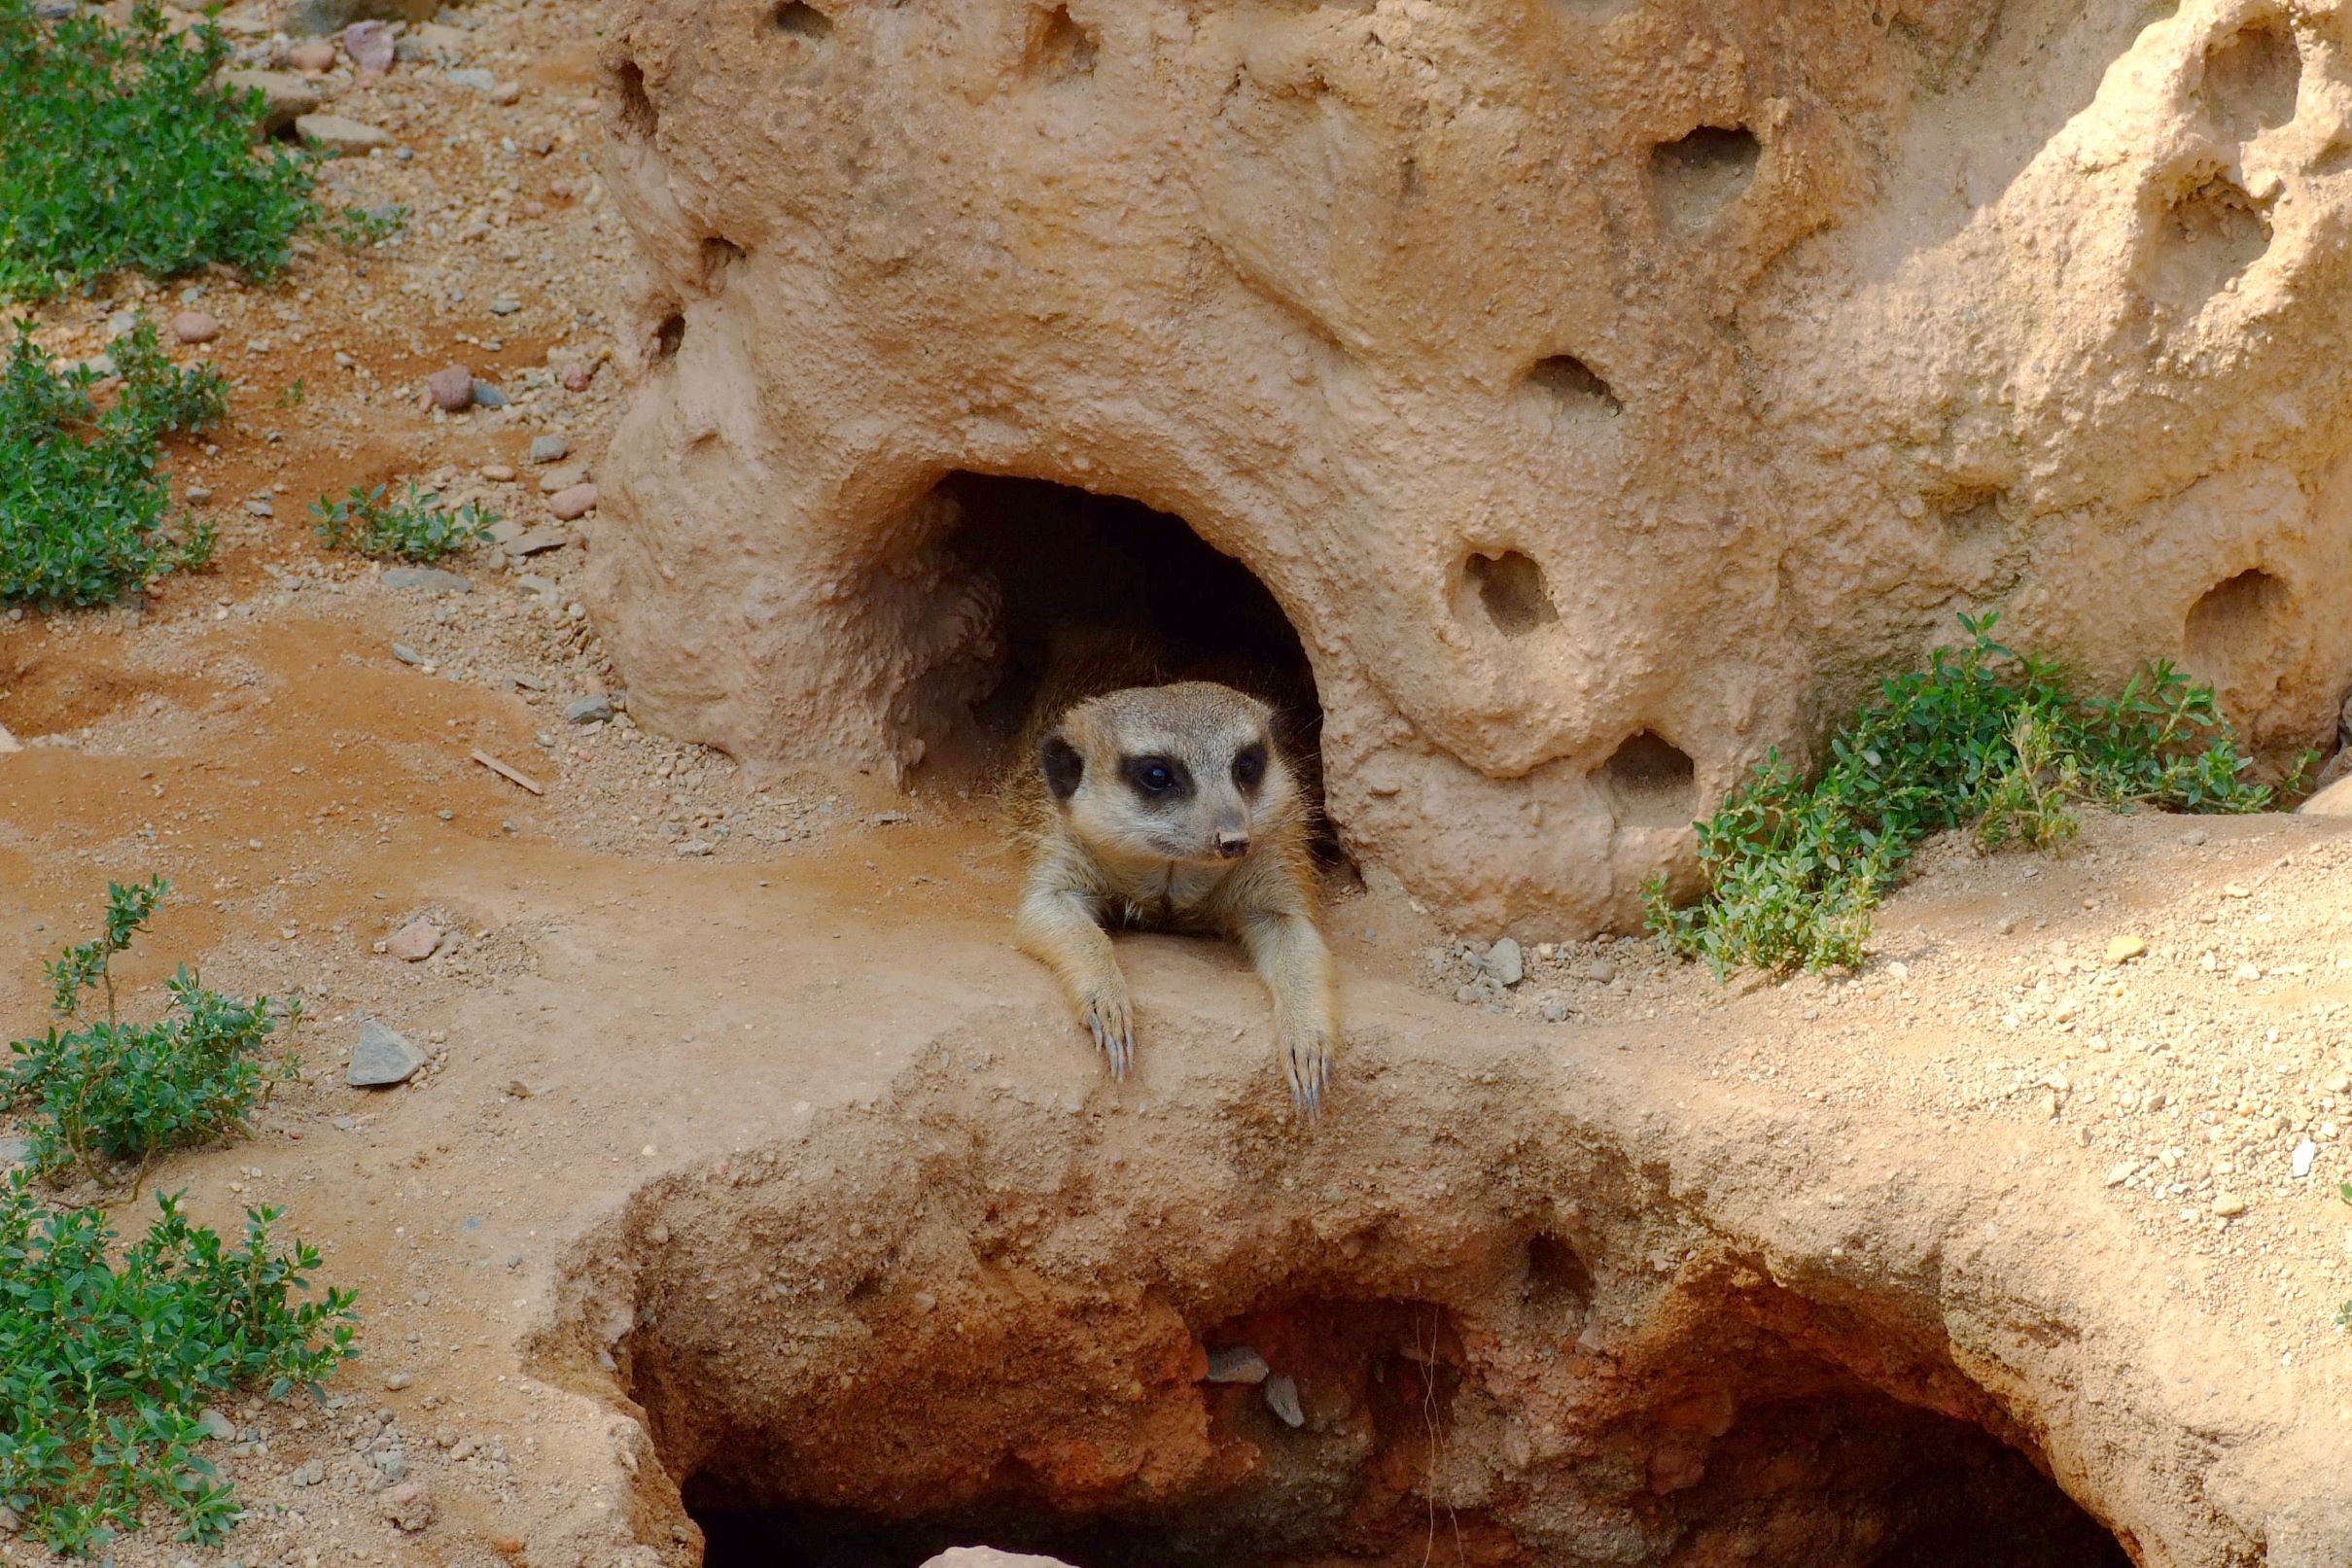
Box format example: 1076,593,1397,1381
566,694,614,725
443,66,498,90
196,1408,237,1442
221,70,320,136
529,434,571,465
392,644,423,666
0,1135,30,1167
348,1020,427,1088
292,1460,326,1486
283,0,435,37
1584,957,1616,984
243,497,274,518
1262,1373,1305,1429
503,526,572,558
1205,1345,1270,1384
471,380,509,408
383,567,473,593
488,297,521,316
293,113,393,156
1541,999,1571,1024
539,463,587,493
1486,936,1524,988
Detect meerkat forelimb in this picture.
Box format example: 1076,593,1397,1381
1015,679,1338,1112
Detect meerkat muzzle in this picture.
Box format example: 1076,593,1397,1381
1216,831,1251,859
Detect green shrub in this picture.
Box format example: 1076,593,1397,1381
5,878,295,1186
1649,614,2286,977
1,317,222,606
0,0,314,299
312,481,498,562
0,1176,359,1554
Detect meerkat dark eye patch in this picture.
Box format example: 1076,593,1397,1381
1039,731,1085,801
1123,754,1190,801
1231,743,1267,794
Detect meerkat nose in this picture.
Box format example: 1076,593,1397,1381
1216,831,1251,859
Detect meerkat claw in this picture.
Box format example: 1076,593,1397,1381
1282,1028,1331,1116
1082,990,1134,1079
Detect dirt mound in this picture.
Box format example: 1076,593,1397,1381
587,0,2352,934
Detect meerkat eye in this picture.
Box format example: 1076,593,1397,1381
1232,744,1266,790
1130,757,1178,794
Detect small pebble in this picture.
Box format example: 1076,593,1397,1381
2105,935,2146,965
529,434,571,465
172,311,221,344
548,482,599,521
425,365,474,411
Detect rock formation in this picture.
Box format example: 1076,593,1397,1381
588,0,2352,934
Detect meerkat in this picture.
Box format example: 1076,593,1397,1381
1013,680,1339,1113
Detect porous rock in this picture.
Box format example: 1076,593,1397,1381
588,0,2352,937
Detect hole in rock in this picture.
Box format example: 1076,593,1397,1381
772,0,832,39
1649,124,1761,234
653,311,687,361
1597,730,1698,829
611,58,657,138
2184,568,2294,718
1029,6,1097,80
1457,550,1559,638
698,237,747,292
1523,354,1621,418
922,473,1322,793
2141,175,2270,310
606,1192,2133,1568
2202,21,2299,141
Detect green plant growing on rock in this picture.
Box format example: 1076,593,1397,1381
1,318,222,606
311,481,497,563
0,1175,358,1554
1648,613,2286,977
5,878,296,1187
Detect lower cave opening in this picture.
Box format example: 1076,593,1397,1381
655,1283,2129,1568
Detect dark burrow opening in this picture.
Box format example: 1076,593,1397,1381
921,472,1324,796
668,1287,2132,1568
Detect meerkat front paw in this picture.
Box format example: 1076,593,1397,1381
1079,981,1136,1080
1280,1020,1333,1115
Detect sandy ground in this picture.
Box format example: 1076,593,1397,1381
6,0,2352,1564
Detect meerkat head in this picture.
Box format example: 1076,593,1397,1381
1037,681,1295,867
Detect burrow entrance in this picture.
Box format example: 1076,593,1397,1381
577,1124,2135,1568
916,473,1325,793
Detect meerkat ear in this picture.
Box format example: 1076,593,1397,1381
1039,730,1085,801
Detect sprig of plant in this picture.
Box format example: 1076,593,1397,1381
5,878,296,1187
311,481,497,563
0,0,315,299
1,317,222,606
1648,613,2282,977
0,1175,359,1554
322,203,408,250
